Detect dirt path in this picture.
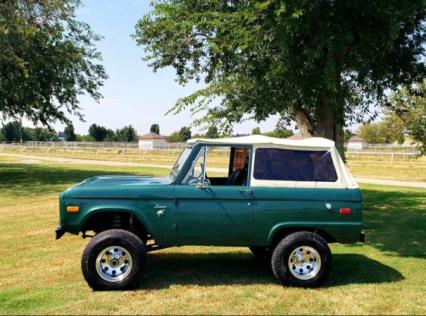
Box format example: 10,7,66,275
0,152,173,169
1,152,425,189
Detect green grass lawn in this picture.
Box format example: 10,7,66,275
0,157,425,314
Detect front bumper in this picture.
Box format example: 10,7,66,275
359,231,366,242
55,225,66,240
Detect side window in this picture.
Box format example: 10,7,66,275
207,146,231,178
253,148,338,182
182,145,250,186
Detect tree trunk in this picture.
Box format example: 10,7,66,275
293,98,345,159
294,104,313,137
334,122,345,159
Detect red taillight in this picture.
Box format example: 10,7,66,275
339,208,352,214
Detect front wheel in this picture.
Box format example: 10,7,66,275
81,229,146,290
271,231,332,287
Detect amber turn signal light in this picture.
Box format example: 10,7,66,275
66,205,80,213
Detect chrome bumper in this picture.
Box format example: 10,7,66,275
359,231,366,242
55,225,65,240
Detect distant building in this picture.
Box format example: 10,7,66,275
138,133,167,150
347,135,366,150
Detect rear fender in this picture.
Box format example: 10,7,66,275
268,221,361,245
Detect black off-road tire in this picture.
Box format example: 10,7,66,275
81,229,146,291
249,246,271,260
271,231,332,287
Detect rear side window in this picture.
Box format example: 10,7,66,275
254,148,338,182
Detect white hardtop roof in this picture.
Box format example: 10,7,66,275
187,134,335,149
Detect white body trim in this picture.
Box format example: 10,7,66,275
188,134,335,149
188,135,359,189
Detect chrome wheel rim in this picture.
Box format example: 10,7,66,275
95,246,133,283
288,246,321,280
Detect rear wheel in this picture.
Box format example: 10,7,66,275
271,231,331,287
81,229,146,290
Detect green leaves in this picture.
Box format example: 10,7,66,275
150,123,160,134
64,123,76,141
134,0,425,142
87,124,138,142
0,0,107,127
388,81,426,152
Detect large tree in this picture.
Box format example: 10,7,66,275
251,127,261,135
88,124,108,142
205,126,219,138
179,126,192,141
358,114,405,144
30,127,58,141
150,123,160,134
116,125,138,142
134,0,425,153
0,0,107,127
64,123,77,141
388,81,426,152
1,121,24,142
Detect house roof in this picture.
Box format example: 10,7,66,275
188,134,335,149
138,133,167,140
348,135,365,142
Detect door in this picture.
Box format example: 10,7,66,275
174,145,254,245
174,185,253,245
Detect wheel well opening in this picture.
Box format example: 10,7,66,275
81,211,149,243
271,227,336,248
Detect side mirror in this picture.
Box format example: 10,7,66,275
196,179,209,189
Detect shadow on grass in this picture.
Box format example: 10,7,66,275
327,253,404,286
0,162,159,197
137,252,403,289
360,188,426,259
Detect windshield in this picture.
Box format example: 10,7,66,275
170,147,192,181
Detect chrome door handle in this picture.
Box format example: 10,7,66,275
154,205,167,217
239,188,253,194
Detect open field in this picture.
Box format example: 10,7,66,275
0,156,425,314
347,158,426,182
1,146,426,182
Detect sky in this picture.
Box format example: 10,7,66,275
53,0,279,136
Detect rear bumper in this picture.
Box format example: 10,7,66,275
359,231,366,242
55,225,66,240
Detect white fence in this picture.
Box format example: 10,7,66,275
0,141,186,151
0,141,421,163
346,143,421,163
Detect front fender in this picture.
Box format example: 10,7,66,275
62,200,154,238
83,206,154,234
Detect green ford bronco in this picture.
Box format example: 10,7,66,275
56,135,364,290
